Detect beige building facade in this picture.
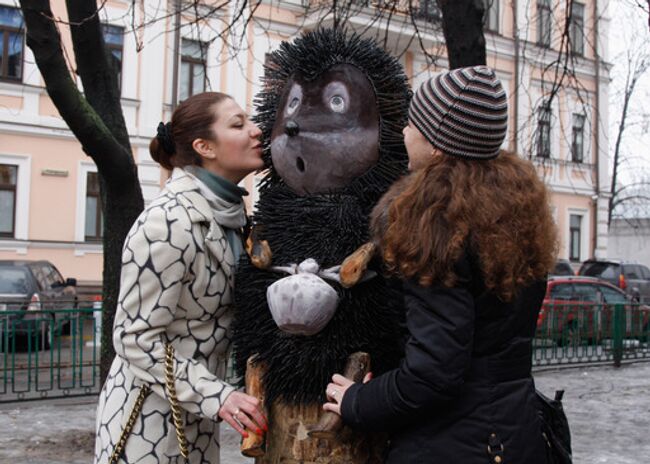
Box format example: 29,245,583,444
0,0,611,284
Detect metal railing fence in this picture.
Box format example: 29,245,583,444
0,307,100,402
1,303,649,402
533,302,650,367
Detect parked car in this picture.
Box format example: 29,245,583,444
578,259,650,303
551,259,575,276
537,276,650,345
0,260,77,348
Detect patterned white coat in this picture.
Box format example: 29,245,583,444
94,169,238,464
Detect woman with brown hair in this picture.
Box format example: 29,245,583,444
94,92,267,464
324,66,557,463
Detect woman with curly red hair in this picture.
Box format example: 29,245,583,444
324,66,558,463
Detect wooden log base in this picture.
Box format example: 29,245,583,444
340,243,377,288
241,357,269,457
308,352,371,439
255,401,383,464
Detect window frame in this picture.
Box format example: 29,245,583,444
483,0,499,33
537,0,552,47
0,163,17,238
179,38,208,102
537,101,552,158
0,5,24,82
571,113,585,163
84,171,103,242
569,214,582,262
414,0,442,23
570,2,585,56
101,23,125,91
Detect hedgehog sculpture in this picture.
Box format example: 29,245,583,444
232,28,411,463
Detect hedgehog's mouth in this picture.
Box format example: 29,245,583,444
296,156,306,173
270,131,379,196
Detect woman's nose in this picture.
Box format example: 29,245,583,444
251,124,262,138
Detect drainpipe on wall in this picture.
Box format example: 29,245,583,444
592,0,601,259
513,0,520,155
170,0,181,112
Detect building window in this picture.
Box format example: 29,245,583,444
415,0,442,22
179,39,207,102
483,0,499,33
571,114,585,163
537,0,552,47
0,6,24,81
569,214,582,262
101,24,124,90
85,172,103,241
537,102,552,158
0,164,17,237
570,2,585,55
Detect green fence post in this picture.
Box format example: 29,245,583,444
612,303,624,367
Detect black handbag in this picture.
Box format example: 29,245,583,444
536,389,572,464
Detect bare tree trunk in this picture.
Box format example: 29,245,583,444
439,0,487,68
609,82,633,226
20,0,144,382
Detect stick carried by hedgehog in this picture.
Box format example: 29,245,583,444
231,29,411,463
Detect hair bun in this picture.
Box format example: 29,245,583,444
156,122,176,154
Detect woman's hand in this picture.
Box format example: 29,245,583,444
218,391,268,438
323,372,372,415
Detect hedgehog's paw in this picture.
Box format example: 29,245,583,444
246,235,272,270
340,242,377,288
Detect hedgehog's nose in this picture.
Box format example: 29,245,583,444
285,120,300,137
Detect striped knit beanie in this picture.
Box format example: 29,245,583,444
408,66,508,160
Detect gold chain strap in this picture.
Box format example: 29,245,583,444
108,384,151,464
108,343,189,463
165,343,189,460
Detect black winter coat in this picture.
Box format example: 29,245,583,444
341,253,549,464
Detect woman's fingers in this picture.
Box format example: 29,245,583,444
235,407,265,435
323,401,341,415
331,373,352,386
219,392,268,437
326,382,339,401
241,396,268,431
223,412,249,438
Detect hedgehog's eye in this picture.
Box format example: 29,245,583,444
284,84,303,117
287,97,300,115
330,95,345,113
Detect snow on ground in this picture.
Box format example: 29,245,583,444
1,362,648,463
534,362,650,464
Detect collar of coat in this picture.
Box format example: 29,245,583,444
166,168,215,223
164,168,237,276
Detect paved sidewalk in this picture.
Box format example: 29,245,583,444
1,362,648,463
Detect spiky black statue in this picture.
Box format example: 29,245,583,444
232,28,411,463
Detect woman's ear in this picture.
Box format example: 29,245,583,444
192,138,216,160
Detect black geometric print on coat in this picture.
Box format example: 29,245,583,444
94,171,236,464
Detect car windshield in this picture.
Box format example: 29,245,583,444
550,283,574,300
572,283,599,302
599,286,627,305
583,262,619,279
0,267,31,294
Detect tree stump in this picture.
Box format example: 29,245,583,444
255,401,384,464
